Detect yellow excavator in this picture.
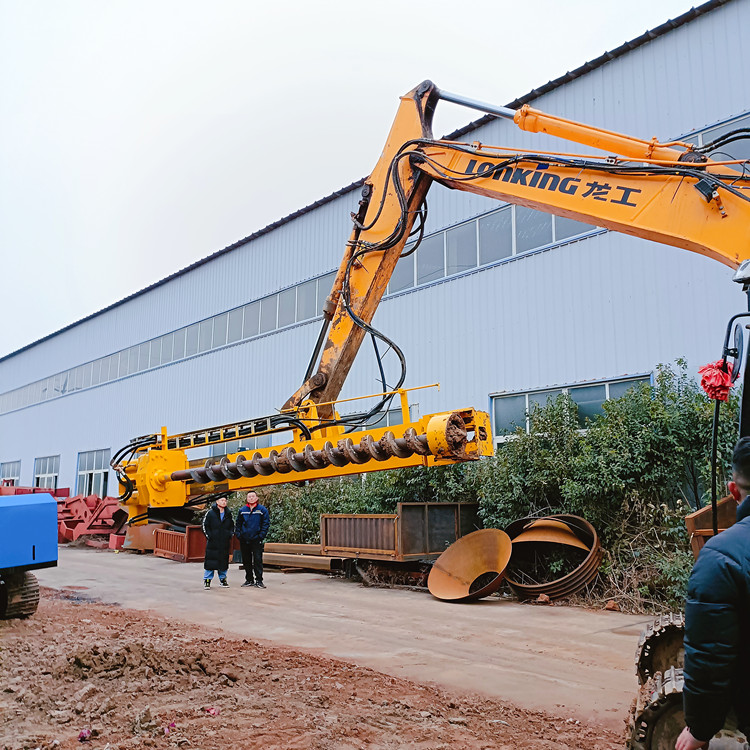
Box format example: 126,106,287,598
113,82,750,748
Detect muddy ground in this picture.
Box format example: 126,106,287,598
0,588,625,750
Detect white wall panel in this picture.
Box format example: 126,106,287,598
0,189,357,390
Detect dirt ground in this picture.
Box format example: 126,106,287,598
32,546,648,733
0,587,625,750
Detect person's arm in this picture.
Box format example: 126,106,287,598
682,544,740,743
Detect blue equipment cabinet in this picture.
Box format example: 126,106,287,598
0,492,58,618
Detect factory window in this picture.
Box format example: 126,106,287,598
161,332,174,364
184,323,199,357
243,301,260,338
172,328,186,360
342,404,419,431
209,435,273,458
76,449,110,497
491,376,651,442
479,207,513,264
34,455,60,490
446,221,477,276
363,408,406,431
90,358,101,386
296,279,318,321
73,366,85,391
212,313,228,348
608,378,651,400
277,287,297,328
555,215,590,241
137,342,150,372
259,295,277,334
150,337,163,368
0,460,21,486
390,251,415,293
416,234,445,285
317,272,336,313
198,319,213,353
493,394,526,436
106,353,119,382
516,206,553,254
227,308,244,343
569,384,607,423
527,389,564,428
81,362,92,389
117,350,128,378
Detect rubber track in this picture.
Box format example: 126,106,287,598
1,572,40,619
635,612,685,685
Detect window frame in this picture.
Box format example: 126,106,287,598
76,449,110,497
0,460,21,486
490,375,652,444
34,455,60,490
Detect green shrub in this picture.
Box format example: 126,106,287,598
231,361,739,612
470,360,738,611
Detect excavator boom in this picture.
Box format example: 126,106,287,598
289,81,750,414
116,80,750,522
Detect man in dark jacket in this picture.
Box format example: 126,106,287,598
202,496,234,590
235,491,270,589
677,437,750,749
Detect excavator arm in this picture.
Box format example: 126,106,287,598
288,81,750,414
116,81,750,520
282,82,440,416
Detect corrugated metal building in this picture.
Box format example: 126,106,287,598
2,0,749,494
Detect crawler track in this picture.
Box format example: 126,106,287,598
634,613,685,685
0,572,40,619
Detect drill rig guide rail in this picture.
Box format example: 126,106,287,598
116,386,492,523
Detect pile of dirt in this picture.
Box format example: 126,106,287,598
0,588,624,749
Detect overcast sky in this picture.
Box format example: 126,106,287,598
0,0,698,359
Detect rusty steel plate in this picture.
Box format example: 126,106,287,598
122,522,167,552
504,515,602,601
512,523,590,551
428,528,512,603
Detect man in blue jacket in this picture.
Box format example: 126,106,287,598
235,491,270,589
677,437,750,749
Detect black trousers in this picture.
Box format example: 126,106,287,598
240,539,264,583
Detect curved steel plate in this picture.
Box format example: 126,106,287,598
512,524,589,551
504,515,602,600
428,528,512,603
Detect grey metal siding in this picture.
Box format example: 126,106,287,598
2,0,748,492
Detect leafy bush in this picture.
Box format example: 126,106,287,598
471,361,738,611
244,461,475,544
234,361,739,612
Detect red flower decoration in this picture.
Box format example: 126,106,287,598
698,360,734,401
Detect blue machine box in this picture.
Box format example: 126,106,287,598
0,493,58,574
